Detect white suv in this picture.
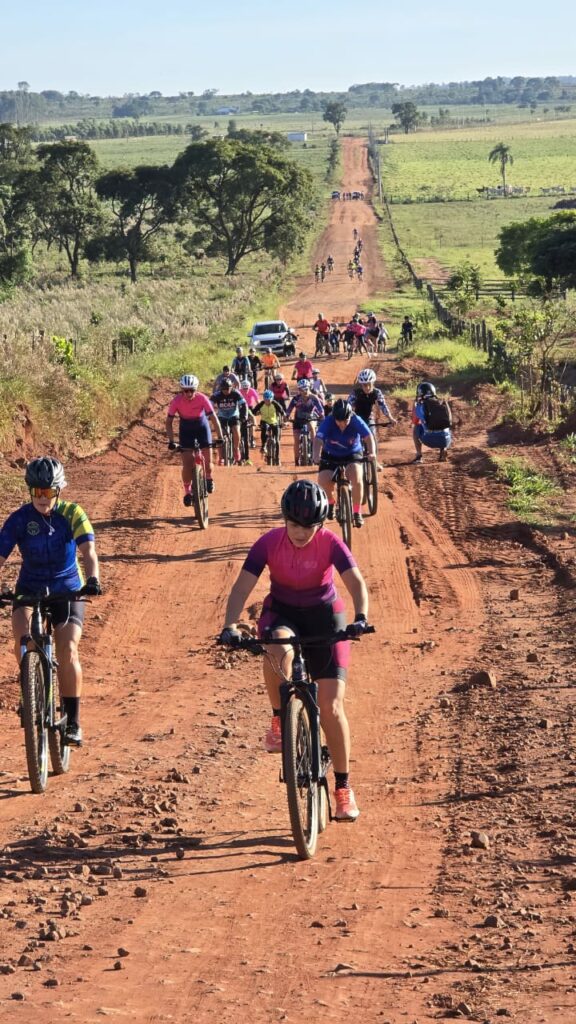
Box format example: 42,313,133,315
247,320,297,355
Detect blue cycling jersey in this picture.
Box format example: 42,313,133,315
0,501,94,595
316,412,372,457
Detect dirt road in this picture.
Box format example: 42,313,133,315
1,139,575,1023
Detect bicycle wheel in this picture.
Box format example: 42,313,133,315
299,433,310,467
364,458,378,516
192,462,209,529
272,437,280,466
265,436,273,465
48,672,71,776
283,697,319,860
338,483,353,550
20,651,49,793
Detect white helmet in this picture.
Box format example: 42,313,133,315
180,374,199,389
240,379,251,389
297,378,311,390
357,368,376,385
273,371,283,381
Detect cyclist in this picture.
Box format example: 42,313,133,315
282,329,297,359
0,457,101,747
286,380,324,466
314,264,321,284
271,371,290,412
214,364,240,391
311,367,326,400
248,347,263,389
347,260,355,279
292,351,313,382
353,227,358,240
355,264,364,281
261,348,281,388
377,321,389,353
252,390,285,458
239,378,260,453
323,392,335,418
412,381,452,463
313,398,376,528
329,322,341,354
313,314,331,357
211,378,254,466
349,369,397,438
365,312,380,351
401,315,414,345
219,479,371,821
232,347,252,384
320,262,327,282
326,254,334,273
166,374,223,499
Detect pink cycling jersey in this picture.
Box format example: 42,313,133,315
167,392,214,420
243,526,356,607
240,387,259,409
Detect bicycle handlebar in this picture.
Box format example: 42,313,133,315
170,440,223,451
218,625,375,653
0,589,89,607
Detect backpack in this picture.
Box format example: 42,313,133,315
422,395,451,430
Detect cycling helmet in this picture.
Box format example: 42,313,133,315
240,379,251,389
273,371,283,381
333,399,353,421
281,479,329,527
220,378,233,389
357,368,376,385
299,351,306,358
312,368,320,376
180,374,199,390
249,347,256,353
417,381,436,398
236,346,243,354
265,347,272,354
324,392,334,402
25,456,67,491
263,389,274,400
297,378,311,390
317,313,323,319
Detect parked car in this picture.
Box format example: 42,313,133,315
247,320,297,356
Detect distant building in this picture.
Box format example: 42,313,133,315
287,131,308,143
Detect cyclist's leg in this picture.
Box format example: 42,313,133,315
262,628,295,709
345,461,363,507
316,677,350,772
11,605,32,666
231,422,241,463
54,619,83,699
318,467,336,505
293,425,301,464
260,422,267,451
181,450,196,491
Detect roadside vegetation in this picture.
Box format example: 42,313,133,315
492,456,560,525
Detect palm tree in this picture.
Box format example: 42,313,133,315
488,143,514,193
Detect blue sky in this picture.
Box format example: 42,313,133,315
2,0,575,96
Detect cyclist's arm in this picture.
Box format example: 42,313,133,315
208,412,225,440
166,414,176,442
222,568,258,628
78,539,99,582
376,394,395,420
341,566,369,619
312,434,324,463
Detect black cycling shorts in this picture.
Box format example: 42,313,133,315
13,597,85,629
219,416,240,428
259,596,349,682
179,419,212,448
319,452,363,473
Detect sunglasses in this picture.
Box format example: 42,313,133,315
30,487,59,498
182,388,196,394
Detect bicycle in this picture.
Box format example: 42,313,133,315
0,590,89,793
220,628,374,859
239,417,254,464
330,463,354,548
362,449,378,516
172,441,221,529
219,420,235,466
296,421,313,467
263,423,282,466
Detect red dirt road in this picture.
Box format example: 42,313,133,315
0,139,575,1024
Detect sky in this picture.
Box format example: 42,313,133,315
2,0,575,96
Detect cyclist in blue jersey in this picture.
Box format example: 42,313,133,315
285,380,324,466
0,457,101,746
313,399,376,528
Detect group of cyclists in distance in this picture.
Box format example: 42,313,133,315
0,301,452,828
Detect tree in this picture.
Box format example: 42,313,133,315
496,212,576,293
322,101,347,136
488,142,514,191
391,102,421,133
30,141,103,277
172,138,313,275
446,261,482,314
90,165,174,283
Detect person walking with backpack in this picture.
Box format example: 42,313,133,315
411,382,452,463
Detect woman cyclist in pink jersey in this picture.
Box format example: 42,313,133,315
219,479,371,821
166,375,224,503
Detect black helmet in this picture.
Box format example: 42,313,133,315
281,480,329,527
416,381,436,398
25,456,67,490
221,377,233,389
333,398,353,421
324,392,334,401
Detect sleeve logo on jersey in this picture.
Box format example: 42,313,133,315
27,521,40,536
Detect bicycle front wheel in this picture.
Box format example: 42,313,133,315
48,671,71,776
338,483,353,550
283,697,319,860
364,457,378,516
20,652,49,793
192,462,209,529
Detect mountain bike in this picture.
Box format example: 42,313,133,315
219,420,235,466
173,441,222,529
296,421,313,466
239,417,255,464
220,628,374,859
0,590,89,794
263,423,282,466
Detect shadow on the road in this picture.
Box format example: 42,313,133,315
99,543,250,564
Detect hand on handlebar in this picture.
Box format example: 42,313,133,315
219,627,242,646
346,614,371,638
81,576,102,597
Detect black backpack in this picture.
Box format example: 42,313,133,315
422,395,451,430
